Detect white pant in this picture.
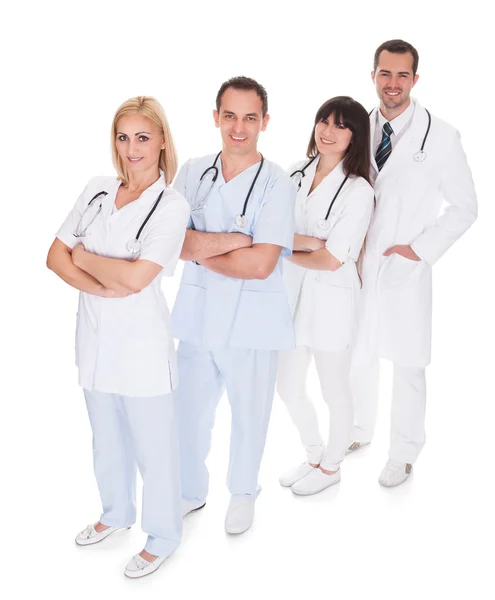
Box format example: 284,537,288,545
84,389,181,558
176,342,278,503
277,347,353,471
350,361,427,463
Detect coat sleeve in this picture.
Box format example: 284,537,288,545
410,130,478,265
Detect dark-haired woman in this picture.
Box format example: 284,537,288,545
277,96,374,495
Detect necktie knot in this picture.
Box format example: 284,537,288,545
383,122,393,137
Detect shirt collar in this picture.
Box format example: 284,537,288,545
377,99,415,136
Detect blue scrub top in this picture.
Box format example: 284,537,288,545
171,154,296,350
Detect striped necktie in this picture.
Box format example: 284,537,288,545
375,122,393,171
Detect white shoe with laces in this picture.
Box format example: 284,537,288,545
124,554,167,579
378,459,412,487
291,468,341,496
279,462,316,487
75,523,130,546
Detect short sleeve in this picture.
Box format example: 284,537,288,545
325,182,374,264
138,193,191,276
252,172,296,257
55,182,91,249
173,161,194,229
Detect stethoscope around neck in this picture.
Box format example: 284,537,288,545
73,189,164,255
372,107,432,163
193,151,264,229
290,157,349,232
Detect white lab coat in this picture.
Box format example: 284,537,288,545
284,158,374,352
56,173,190,397
354,99,478,368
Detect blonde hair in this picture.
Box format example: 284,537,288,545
111,96,178,186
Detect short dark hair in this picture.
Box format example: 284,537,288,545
374,39,419,75
307,96,371,185
215,76,268,117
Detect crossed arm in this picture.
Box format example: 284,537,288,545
182,230,282,279
46,239,161,297
288,233,343,272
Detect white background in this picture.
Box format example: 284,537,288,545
2,1,493,598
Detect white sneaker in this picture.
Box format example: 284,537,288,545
291,468,341,496
181,499,206,517
279,462,316,487
75,523,130,546
124,553,167,579
378,459,412,487
346,441,370,454
225,495,256,535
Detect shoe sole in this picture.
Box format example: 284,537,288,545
184,502,206,517
345,442,370,455
75,527,131,546
378,474,411,487
291,478,341,496
124,558,167,579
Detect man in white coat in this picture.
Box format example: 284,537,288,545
349,40,477,486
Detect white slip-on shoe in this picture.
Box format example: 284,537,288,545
124,554,167,579
279,462,316,487
378,459,413,487
181,499,206,517
346,441,370,455
291,468,341,496
75,523,130,546
225,495,256,535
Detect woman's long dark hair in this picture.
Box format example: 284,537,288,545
306,96,371,185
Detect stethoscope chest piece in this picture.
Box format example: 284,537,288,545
235,214,248,228
414,150,427,163
126,239,142,255
317,218,330,231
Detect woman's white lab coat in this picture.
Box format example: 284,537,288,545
56,173,190,397
284,158,374,352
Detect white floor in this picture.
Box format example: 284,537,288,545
7,346,493,599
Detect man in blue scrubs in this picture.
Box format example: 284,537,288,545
172,76,295,534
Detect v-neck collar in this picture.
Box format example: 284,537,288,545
112,170,166,215
300,156,346,199
217,158,262,187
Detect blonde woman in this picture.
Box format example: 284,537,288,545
47,97,190,578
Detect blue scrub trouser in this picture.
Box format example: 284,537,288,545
176,342,278,503
83,389,182,558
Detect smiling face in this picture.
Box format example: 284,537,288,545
115,114,164,176
314,112,353,159
213,87,269,157
372,50,419,113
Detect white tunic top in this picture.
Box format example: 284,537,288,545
171,155,296,350
284,158,374,352
56,173,190,397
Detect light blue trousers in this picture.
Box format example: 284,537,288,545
176,342,278,503
83,389,182,558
